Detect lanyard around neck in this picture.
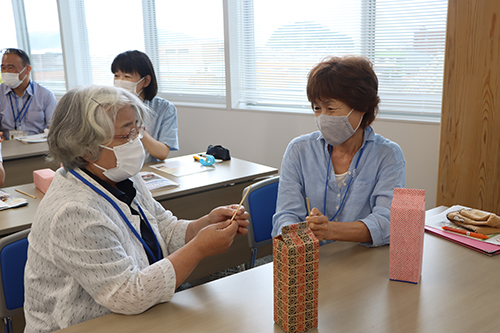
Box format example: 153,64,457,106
323,144,366,221
8,82,34,128
69,169,162,263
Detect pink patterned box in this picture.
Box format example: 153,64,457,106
389,188,426,284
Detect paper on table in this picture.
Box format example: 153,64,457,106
150,160,215,177
139,171,179,191
16,133,47,143
0,190,28,210
425,205,500,245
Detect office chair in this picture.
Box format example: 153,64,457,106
243,176,279,268
0,228,30,333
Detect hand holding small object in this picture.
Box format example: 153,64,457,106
306,208,329,241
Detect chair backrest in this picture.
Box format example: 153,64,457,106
243,176,279,249
0,228,30,318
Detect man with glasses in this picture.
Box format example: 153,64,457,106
0,48,56,140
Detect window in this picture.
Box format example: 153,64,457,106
5,0,447,120
155,0,225,103
24,0,65,94
237,0,448,118
61,0,226,104
0,0,18,50
83,0,145,86
1,0,65,93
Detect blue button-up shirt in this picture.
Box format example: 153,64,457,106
0,81,56,138
144,96,178,163
271,126,405,247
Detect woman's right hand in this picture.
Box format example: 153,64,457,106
306,207,330,241
191,219,239,258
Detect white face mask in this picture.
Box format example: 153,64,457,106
315,109,363,146
2,67,27,89
93,137,145,182
114,77,145,96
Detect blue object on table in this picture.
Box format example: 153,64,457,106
199,154,215,166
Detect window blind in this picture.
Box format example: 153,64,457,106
24,0,66,94
154,0,226,102
238,0,448,118
0,0,18,51
83,0,145,86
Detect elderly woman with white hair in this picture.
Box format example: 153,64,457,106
23,85,249,333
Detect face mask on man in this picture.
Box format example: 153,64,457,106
315,108,363,146
93,137,145,182
114,77,145,97
2,67,27,89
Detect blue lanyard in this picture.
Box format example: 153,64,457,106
69,169,162,263
323,144,365,221
8,82,34,129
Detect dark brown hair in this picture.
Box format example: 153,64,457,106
111,50,158,102
307,55,379,128
2,48,31,66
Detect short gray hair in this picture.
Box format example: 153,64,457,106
48,85,151,170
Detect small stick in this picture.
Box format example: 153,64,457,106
15,188,37,199
230,185,252,221
306,197,311,216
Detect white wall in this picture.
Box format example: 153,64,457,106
169,105,441,209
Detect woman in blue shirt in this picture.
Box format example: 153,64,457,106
111,50,179,162
271,55,405,247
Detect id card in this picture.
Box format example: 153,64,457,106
9,130,24,140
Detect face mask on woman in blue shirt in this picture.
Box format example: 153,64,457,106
315,108,363,146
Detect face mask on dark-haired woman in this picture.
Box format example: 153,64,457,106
315,109,363,146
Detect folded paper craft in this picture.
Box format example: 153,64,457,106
273,222,319,333
446,209,500,235
389,188,426,284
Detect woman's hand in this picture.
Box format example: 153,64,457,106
306,207,330,241
205,205,250,235
169,219,240,287
192,219,239,257
186,205,250,243
140,131,170,161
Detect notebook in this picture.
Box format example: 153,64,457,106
425,205,500,256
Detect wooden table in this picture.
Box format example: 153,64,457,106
0,183,42,236
57,208,500,333
2,139,58,188
0,155,277,280
141,155,278,281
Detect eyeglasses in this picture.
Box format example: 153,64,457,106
114,125,144,142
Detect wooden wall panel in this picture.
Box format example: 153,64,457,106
437,0,500,213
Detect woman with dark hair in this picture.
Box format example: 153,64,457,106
271,55,405,247
111,50,178,162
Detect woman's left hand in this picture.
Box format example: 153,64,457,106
306,207,330,241
206,205,250,235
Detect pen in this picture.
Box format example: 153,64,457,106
442,226,489,240
15,188,37,199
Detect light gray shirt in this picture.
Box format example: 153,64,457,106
24,168,189,332
0,81,56,138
